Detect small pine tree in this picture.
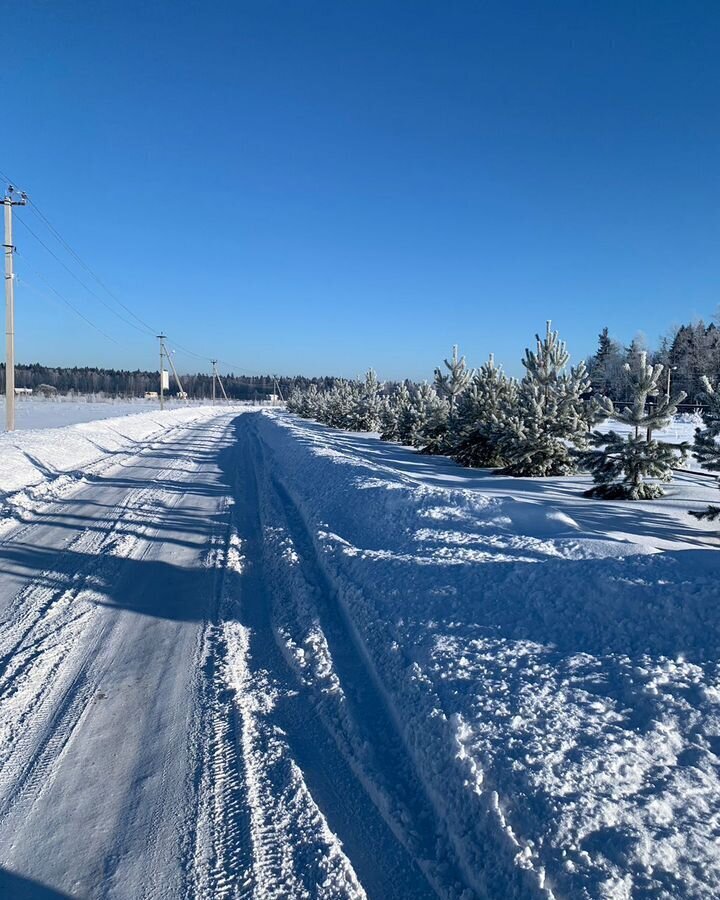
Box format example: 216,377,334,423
287,383,321,419
581,351,687,499
453,354,518,467
379,382,410,442
432,345,472,451
434,345,472,415
501,322,601,476
690,376,720,520
324,380,355,428
348,369,383,432
286,387,304,414
393,382,448,449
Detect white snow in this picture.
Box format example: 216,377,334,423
0,395,223,430
255,410,720,900
0,405,718,899
0,403,242,529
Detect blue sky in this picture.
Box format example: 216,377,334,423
4,1,719,379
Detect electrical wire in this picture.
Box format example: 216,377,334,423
13,214,156,337
26,198,158,335
14,261,122,346
0,168,17,186
4,171,279,378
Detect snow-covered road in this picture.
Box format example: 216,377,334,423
0,411,461,899
1,408,718,900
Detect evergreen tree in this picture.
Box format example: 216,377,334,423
580,352,687,499
432,345,471,451
324,380,355,428
434,345,472,415
452,355,518,467
690,377,720,520
500,322,602,476
349,369,383,432
392,382,448,449
379,382,411,442
396,384,425,446
588,327,625,399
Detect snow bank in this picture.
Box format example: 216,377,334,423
254,410,720,900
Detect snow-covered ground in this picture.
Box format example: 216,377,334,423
254,411,720,899
0,395,236,431
0,407,718,899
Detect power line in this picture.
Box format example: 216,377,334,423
14,254,122,346
26,198,158,336
4,171,271,380
13,213,155,337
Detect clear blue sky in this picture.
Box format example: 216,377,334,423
4,1,719,379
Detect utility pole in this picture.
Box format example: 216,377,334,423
166,349,187,403
212,360,228,403
272,375,285,405
4,185,27,432
157,334,167,410
157,335,187,408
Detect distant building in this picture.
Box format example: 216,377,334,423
14,387,33,396
144,391,159,400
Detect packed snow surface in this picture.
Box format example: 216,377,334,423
0,407,717,899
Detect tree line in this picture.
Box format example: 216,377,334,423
287,321,720,509
0,363,338,402
588,320,720,407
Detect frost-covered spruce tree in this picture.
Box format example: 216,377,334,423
434,345,472,415
286,387,304,414
379,382,411,442
393,382,447,449
349,369,383,432
500,321,599,476
287,383,321,419
433,345,472,451
580,351,687,499
416,382,450,452
396,385,423,445
690,377,720,520
323,380,356,429
453,354,518,467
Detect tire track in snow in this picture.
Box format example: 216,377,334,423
245,419,483,900
0,425,206,827
0,413,204,545
182,523,254,900
185,441,371,899
211,420,438,900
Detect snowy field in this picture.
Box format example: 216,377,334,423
0,406,718,899
0,395,235,431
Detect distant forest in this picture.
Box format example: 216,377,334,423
587,320,720,407
0,364,338,401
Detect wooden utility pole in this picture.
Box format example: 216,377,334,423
3,186,27,432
